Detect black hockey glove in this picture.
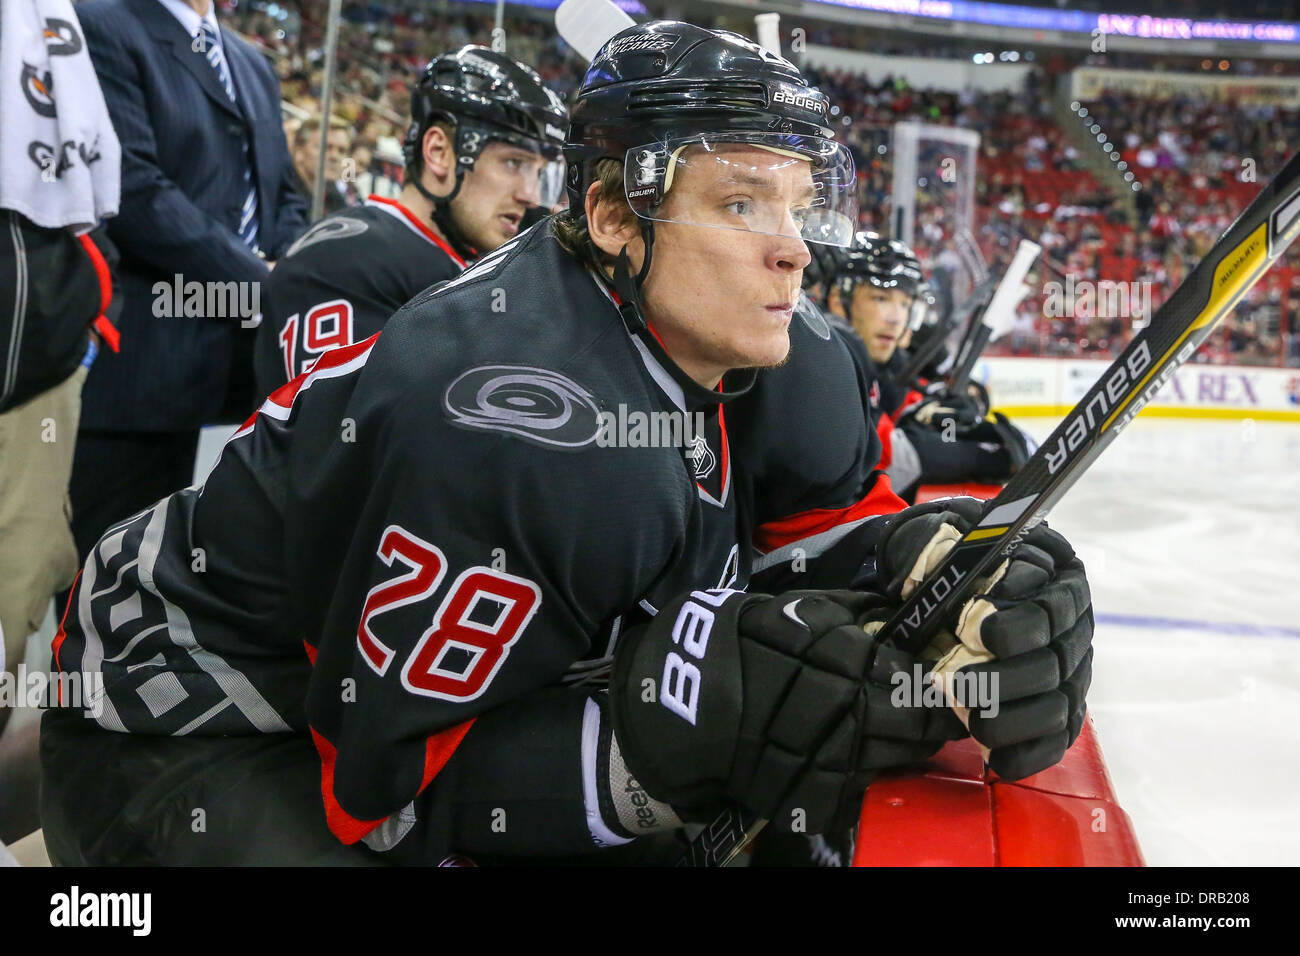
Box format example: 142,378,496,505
957,412,1034,481
867,497,1094,780
609,588,965,835
904,381,990,430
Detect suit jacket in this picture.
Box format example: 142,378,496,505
77,0,308,431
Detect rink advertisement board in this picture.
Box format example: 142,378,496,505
980,356,1300,420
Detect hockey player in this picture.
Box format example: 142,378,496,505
42,21,1093,865
824,233,1030,500
252,46,568,394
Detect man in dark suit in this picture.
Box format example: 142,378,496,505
69,0,308,558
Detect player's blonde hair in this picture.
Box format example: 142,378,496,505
553,158,631,268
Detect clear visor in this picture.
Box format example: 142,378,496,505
473,130,567,209
623,133,858,248
538,158,566,209
908,294,931,332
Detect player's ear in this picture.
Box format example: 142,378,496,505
587,181,640,260
421,125,455,185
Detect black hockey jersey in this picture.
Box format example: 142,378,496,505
252,195,466,396
53,221,904,861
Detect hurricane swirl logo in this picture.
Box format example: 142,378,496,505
21,63,56,118
43,18,83,56
444,365,601,449
284,216,369,257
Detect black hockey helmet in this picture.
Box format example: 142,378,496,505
563,19,857,367
404,46,568,259
834,232,926,299
405,45,568,170
564,20,855,247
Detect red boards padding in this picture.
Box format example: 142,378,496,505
914,482,1007,504
853,718,1144,867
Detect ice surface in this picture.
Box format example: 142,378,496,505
1023,417,1300,866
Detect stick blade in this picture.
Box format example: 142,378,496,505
984,239,1040,341
556,0,635,62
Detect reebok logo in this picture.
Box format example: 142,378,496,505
624,775,661,829
50,886,151,936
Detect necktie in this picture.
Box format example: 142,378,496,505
200,22,261,254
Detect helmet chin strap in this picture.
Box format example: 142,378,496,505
410,170,479,262
609,219,655,336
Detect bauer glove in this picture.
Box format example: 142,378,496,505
866,497,1094,780
610,587,964,836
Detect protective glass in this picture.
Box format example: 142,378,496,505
623,133,858,247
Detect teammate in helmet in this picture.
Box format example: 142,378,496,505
820,232,1032,499
404,45,569,259
43,22,1092,866
253,46,567,394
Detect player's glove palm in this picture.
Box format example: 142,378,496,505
869,497,1094,780
610,588,964,836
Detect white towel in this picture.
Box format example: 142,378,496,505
0,0,120,231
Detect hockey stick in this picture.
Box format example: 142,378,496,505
681,148,1300,865
946,239,1040,393
901,270,997,385
899,308,961,386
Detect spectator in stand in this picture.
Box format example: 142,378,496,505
293,116,354,215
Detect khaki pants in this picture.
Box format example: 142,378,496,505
0,365,86,673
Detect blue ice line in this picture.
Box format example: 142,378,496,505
1095,612,1300,640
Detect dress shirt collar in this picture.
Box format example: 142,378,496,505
155,0,222,44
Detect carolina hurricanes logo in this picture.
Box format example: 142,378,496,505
685,435,716,479
43,18,83,56
284,217,369,257
21,63,56,118
869,379,881,409
444,365,601,449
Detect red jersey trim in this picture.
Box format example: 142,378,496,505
876,413,895,470
366,195,468,269
695,389,731,508
235,333,380,435
310,719,475,844
890,388,925,425
51,570,82,705
753,473,906,553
